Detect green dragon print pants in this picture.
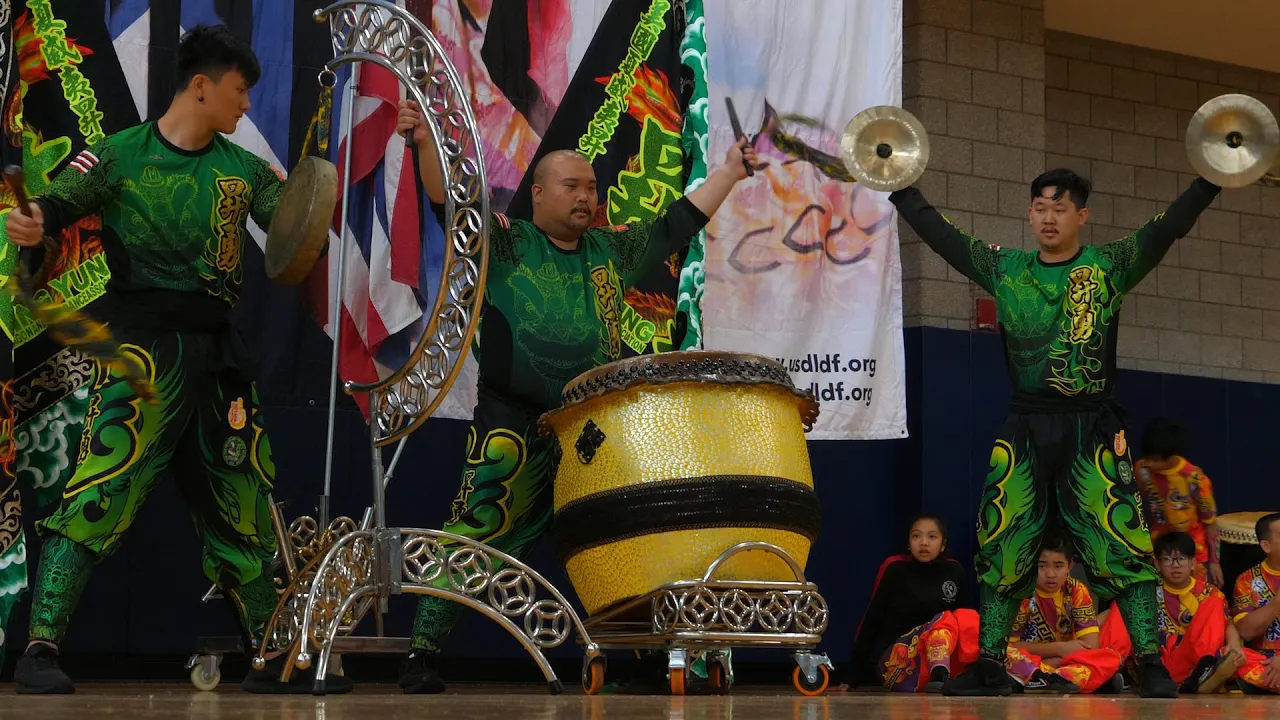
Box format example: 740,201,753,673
411,395,555,652
28,328,279,646
974,406,1162,661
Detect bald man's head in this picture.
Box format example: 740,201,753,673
531,149,598,239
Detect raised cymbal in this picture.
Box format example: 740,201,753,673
839,105,930,193
265,156,338,285
1186,93,1280,189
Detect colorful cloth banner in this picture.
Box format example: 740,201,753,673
700,0,907,439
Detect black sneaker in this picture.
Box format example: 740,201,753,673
1023,669,1080,694
242,656,354,695
1136,655,1178,699
400,649,446,694
15,643,75,694
941,657,1014,697
1186,654,1242,695
923,665,949,693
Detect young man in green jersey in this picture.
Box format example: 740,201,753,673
4,26,348,695
889,168,1220,698
391,101,758,693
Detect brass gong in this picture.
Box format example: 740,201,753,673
839,105,931,193
1186,94,1280,189
265,156,338,285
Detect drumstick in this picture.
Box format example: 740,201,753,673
3,165,37,216
725,98,755,178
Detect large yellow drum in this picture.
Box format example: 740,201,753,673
539,351,822,616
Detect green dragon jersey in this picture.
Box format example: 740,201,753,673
892,179,1218,403
37,122,283,308
476,198,707,411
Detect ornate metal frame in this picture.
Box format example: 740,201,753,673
578,542,834,694
237,1,598,694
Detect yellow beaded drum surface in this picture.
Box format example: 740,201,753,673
539,351,821,616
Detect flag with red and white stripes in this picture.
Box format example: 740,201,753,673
304,57,434,418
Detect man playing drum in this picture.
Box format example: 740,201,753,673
3,26,347,695
393,101,758,693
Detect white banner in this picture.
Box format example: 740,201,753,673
701,0,906,440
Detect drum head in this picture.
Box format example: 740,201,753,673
265,156,338,285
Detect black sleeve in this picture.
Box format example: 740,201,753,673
950,560,972,610
847,563,900,685
1101,177,1221,292
609,196,709,288
889,186,1002,295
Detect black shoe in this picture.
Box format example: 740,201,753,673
15,644,75,695
941,658,1013,697
1096,671,1127,695
400,649,446,694
241,656,354,695
1023,669,1080,695
923,666,949,693
1136,655,1178,699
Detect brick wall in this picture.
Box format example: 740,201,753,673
1043,32,1280,383
901,1,1280,383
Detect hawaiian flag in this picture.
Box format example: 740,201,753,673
305,56,441,418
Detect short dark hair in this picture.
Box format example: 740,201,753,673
176,25,261,91
1030,168,1091,210
1141,418,1187,460
1256,512,1280,544
1154,531,1196,559
1039,534,1074,561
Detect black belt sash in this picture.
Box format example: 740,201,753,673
552,476,822,565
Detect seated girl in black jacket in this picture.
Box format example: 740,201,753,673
838,515,979,692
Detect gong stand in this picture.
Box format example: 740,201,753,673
250,0,598,694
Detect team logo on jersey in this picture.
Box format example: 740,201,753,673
1118,460,1133,486
223,437,247,467
69,149,99,174
942,580,957,601
1114,430,1127,457
228,397,246,430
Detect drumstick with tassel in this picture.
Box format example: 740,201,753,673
2,166,158,405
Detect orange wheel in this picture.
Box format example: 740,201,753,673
793,664,829,696
670,667,686,696
708,662,729,695
582,658,606,695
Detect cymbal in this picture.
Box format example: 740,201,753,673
265,156,338,285
1186,93,1280,189
839,105,930,193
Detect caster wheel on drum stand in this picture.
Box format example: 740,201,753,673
582,656,607,695
188,655,222,691
705,651,731,695
792,652,832,696
669,667,688,696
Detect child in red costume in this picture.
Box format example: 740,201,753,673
1101,532,1243,694
1002,538,1121,693
1231,512,1280,694
1136,419,1222,587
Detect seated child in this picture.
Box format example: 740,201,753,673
1003,537,1122,694
1136,418,1223,587
840,515,978,693
1231,512,1280,694
1100,531,1243,694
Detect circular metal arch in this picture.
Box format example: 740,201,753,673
315,0,489,446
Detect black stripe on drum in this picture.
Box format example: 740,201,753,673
551,477,822,565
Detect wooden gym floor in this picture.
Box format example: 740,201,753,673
0,684,1275,719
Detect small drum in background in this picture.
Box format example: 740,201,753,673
540,351,822,616
1218,511,1271,591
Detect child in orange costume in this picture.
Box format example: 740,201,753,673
1002,538,1123,693
1100,532,1244,693
1135,419,1223,587
838,516,980,693
1231,512,1280,694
